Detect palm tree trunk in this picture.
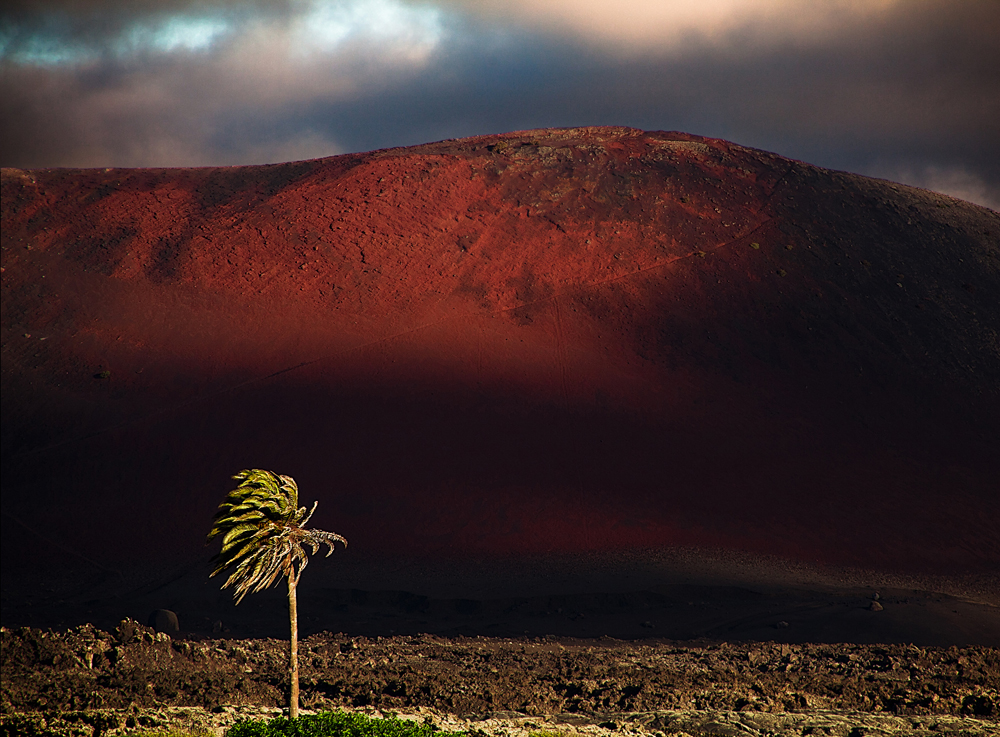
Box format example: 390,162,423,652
288,577,299,718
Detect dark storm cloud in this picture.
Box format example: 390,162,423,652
1,0,998,209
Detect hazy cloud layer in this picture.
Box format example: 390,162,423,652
2,0,998,209
449,0,907,53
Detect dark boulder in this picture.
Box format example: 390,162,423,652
148,609,180,635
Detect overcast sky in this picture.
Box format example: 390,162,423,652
2,0,998,209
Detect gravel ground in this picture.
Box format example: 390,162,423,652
2,621,998,736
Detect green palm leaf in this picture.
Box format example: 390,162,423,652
207,469,346,602
207,468,347,716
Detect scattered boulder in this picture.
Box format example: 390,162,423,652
116,618,155,643
962,694,995,717
148,609,180,635
869,601,884,612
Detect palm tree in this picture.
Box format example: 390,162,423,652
207,469,347,717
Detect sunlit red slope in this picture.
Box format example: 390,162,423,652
2,127,998,576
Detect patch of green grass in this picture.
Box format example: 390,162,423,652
227,712,466,737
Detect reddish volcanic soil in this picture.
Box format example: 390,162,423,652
2,127,999,636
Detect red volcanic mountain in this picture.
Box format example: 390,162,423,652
2,127,999,584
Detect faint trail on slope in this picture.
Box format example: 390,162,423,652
553,296,570,405
1,510,122,577
755,162,797,216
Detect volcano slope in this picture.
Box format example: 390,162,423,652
2,127,999,640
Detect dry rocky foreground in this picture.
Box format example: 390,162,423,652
2,620,998,737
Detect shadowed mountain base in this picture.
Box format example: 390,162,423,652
2,128,998,643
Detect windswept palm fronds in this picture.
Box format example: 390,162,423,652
207,469,347,718
208,469,346,603
208,469,347,602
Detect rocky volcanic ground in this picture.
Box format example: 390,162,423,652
2,621,999,737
